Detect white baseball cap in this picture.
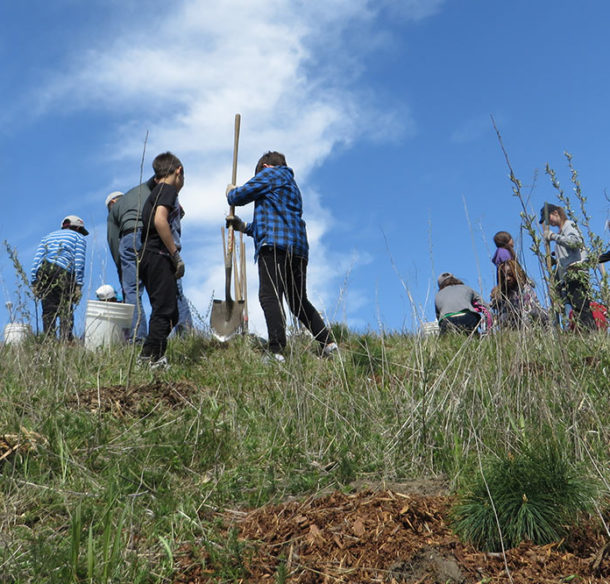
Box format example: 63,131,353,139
105,191,123,209
61,215,89,236
96,284,117,301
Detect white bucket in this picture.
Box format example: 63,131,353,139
84,300,135,350
4,323,31,345
420,321,439,337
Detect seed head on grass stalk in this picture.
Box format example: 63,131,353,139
546,158,607,312
560,153,608,306
491,116,561,324
3,241,34,325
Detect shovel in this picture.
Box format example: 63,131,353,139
210,114,245,341
542,202,559,326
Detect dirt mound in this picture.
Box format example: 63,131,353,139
0,427,47,462
68,380,200,415
174,488,609,583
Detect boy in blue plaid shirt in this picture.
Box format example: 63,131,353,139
226,151,337,360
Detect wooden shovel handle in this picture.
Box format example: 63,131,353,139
227,113,240,263
543,202,553,274
542,202,559,324
232,114,240,194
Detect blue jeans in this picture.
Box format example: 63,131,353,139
173,279,193,336
119,229,147,342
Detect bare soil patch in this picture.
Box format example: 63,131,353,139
68,380,201,415
174,488,609,583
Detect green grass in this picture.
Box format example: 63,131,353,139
0,327,608,581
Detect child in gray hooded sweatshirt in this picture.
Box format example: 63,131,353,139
541,202,596,330
435,273,490,335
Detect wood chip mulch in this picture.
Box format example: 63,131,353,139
173,489,610,583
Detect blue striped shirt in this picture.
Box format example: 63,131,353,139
31,229,87,285
227,166,309,261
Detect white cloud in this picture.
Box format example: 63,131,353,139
30,0,443,336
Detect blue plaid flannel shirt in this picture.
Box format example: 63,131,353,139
227,165,309,261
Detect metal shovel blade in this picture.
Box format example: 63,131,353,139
210,299,244,342
210,114,244,342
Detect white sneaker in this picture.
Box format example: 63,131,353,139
150,356,170,370
321,342,339,358
262,352,285,364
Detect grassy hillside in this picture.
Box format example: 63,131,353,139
0,328,608,582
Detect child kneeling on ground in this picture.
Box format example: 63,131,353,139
435,272,491,335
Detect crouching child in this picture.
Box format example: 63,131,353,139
435,272,491,335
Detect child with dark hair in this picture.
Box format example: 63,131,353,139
491,259,547,329
138,152,186,368
226,151,337,361
435,273,490,335
492,231,516,267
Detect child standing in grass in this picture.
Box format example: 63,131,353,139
435,273,490,335
492,231,516,268
138,152,186,369
226,151,337,361
31,215,88,340
492,230,516,287
541,202,596,330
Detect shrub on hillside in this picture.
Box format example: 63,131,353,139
450,441,598,551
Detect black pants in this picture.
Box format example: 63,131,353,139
562,270,596,330
258,247,330,353
34,262,77,341
140,251,178,360
439,311,481,336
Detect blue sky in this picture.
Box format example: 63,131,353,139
2,0,610,336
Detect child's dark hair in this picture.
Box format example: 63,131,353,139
255,151,287,174
493,231,516,259
153,152,183,179
438,276,464,290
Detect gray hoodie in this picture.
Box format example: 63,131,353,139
550,219,587,278
435,284,485,320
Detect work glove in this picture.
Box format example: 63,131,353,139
226,183,236,197
171,250,185,279
226,215,247,233
73,286,82,305
543,231,555,242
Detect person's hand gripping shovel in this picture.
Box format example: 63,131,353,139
210,114,245,341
